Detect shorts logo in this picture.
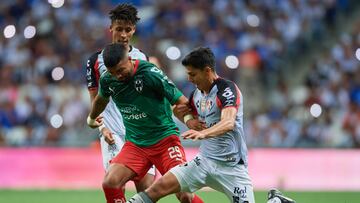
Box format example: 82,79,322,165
234,186,247,198
193,156,201,166
134,79,143,93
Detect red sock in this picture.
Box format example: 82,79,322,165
103,186,126,203
192,194,204,203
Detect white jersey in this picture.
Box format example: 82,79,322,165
168,78,254,203
189,78,248,166
86,46,154,170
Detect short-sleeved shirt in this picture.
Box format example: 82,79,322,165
189,78,248,166
98,59,183,146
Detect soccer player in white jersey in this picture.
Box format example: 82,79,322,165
85,3,154,193
126,47,296,203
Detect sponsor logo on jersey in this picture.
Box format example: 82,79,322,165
206,100,213,111
123,112,147,120
134,78,143,93
222,87,235,107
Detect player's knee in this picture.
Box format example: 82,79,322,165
176,192,192,203
102,173,122,188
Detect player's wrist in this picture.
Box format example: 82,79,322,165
98,123,106,132
183,114,194,124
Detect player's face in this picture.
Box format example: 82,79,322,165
110,20,136,47
186,66,209,91
108,57,134,82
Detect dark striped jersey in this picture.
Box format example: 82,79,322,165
189,78,248,166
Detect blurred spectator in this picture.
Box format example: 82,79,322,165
0,0,358,148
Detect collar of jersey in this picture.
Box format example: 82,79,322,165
132,59,140,75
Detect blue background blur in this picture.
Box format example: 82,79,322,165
0,0,359,148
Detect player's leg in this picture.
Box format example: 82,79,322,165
208,161,255,203
103,163,135,203
127,155,207,203
99,133,121,171
133,166,155,192
150,135,204,203
100,132,128,192
103,141,153,203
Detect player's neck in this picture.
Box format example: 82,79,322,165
203,74,219,94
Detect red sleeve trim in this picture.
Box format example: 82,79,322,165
94,59,100,84
235,84,241,109
190,99,198,116
133,60,140,75
216,96,222,109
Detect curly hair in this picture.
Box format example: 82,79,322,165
109,3,140,25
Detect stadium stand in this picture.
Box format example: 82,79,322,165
0,0,359,148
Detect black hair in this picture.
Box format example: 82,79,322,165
103,43,127,68
109,3,140,25
181,47,216,71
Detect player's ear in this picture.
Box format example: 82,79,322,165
205,66,212,73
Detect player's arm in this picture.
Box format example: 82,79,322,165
173,94,205,131
172,95,190,122
87,75,112,128
86,52,101,101
85,53,114,143
184,107,237,140
88,89,115,144
146,66,203,130
87,94,109,128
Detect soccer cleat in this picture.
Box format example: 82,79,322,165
267,189,296,203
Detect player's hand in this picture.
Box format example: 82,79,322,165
87,115,103,128
182,129,207,141
186,119,206,131
173,104,192,117
101,127,115,145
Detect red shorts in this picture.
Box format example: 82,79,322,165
111,135,186,181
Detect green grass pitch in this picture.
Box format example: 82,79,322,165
0,189,359,203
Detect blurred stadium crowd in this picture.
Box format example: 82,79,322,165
0,0,359,148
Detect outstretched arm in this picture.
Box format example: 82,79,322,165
182,107,237,140
173,95,205,131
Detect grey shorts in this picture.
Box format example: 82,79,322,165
170,154,255,203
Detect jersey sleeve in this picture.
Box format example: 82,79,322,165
216,80,241,110
189,90,199,116
146,66,183,105
85,52,100,90
98,75,111,99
